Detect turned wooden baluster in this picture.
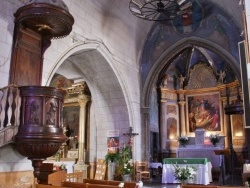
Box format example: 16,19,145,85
0,88,8,129
7,87,13,126
14,87,21,126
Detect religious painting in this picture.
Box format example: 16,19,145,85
186,92,221,132
49,73,73,89
63,106,80,138
107,130,119,154
231,114,244,138
167,117,177,140
172,0,203,35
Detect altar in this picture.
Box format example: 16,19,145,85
176,129,224,168
176,147,221,168
162,158,212,185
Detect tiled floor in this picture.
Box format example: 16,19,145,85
142,174,243,188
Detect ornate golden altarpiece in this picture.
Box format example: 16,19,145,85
159,63,244,151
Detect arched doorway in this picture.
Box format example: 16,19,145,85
46,44,138,177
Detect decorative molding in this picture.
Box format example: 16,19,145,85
187,63,217,89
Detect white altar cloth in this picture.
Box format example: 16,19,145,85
162,158,212,185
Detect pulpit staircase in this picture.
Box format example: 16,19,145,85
0,85,21,148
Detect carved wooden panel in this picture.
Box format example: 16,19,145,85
10,28,42,85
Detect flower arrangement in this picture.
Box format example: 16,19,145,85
53,163,67,171
245,181,249,187
60,163,67,171
118,146,133,175
118,182,124,188
121,159,133,175
178,135,189,147
172,163,196,184
209,133,220,146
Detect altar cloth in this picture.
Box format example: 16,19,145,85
162,158,212,185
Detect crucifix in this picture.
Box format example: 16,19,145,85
123,127,139,159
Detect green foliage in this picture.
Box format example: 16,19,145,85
104,153,119,163
118,146,133,175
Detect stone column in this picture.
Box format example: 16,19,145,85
178,101,186,136
160,100,167,150
74,93,90,177
178,91,186,135
141,107,150,161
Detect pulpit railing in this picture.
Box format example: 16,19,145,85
0,84,21,147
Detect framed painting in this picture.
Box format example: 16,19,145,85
186,92,221,133
63,105,80,137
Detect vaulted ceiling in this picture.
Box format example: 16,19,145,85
12,0,245,84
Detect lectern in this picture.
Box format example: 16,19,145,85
214,149,231,185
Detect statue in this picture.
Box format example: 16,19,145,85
179,75,185,89
161,75,168,87
218,70,226,84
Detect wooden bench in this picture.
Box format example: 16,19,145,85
181,185,217,188
36,184,65,188
62,181,118,188
82,178,138,188
48,171,67,186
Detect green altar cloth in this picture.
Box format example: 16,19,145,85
163,158,209,165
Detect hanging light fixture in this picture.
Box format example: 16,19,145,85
129,0,190,21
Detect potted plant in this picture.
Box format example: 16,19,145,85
118,145,133,182
105,153,119,163
178,135,189,147
105,153,119,180
209,134,220,146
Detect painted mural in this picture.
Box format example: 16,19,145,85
141,0,242,85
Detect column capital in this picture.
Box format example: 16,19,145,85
161,99,167,103
178,101,186,106
78,94,91,106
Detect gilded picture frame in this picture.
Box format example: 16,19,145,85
186,92,222,133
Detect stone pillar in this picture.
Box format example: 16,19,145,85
178,101,186,136
77,93,90,162
74,93,90,177
141,107,150,161
160,100,167,150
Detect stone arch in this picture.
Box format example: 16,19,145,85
45,41,140,161
142,37,240,106
141,37,240,160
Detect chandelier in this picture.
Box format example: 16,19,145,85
129,0,191,21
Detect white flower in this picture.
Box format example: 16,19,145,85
118,182,124,188
245,181,249,187
136,181,143,188
172,163,196,182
